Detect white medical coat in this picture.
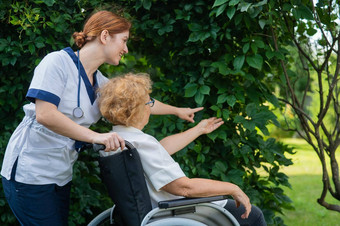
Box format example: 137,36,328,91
1,47,108,186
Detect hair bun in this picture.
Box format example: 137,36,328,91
72,31,86,48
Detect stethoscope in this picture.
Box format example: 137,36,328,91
73,50,84,118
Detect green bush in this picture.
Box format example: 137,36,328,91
0,1,294,225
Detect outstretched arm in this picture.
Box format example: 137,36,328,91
161,176,251,219
151,99,203,123
159,117,224,155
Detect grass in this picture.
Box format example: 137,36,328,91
278,138,340,226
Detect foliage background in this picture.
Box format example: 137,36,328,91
0,0,295,225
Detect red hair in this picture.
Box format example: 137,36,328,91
73,10,131,48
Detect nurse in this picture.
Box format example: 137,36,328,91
1,10,203,225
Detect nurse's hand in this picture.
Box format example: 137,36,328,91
176,107,204,123
93,132,125,152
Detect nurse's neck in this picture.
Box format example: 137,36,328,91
76,42,104,85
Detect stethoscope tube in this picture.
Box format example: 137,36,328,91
73,50,84,118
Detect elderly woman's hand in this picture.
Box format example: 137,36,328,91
176,107,204,123
231,186,252,219
196,117,224,135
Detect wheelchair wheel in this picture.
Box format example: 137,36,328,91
88,208,115,226
146,217,207,226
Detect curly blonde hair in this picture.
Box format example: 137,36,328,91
98,73,152,127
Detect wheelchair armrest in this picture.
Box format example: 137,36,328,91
158,195,228,209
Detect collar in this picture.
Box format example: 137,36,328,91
112,125,142,133
63,47,98,105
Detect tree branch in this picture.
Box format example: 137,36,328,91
309,0,337,53
316,38,340,128
282,10,320,72
298,52,311,107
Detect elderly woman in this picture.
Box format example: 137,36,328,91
98,73,266,226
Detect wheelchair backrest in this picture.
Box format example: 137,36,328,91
98,141,152,226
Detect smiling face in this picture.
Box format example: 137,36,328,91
104,30,129,65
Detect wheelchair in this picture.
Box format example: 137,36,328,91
88,141,239,226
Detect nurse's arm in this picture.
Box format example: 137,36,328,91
35,99,125,151
161,177,251,219
151,99,203,123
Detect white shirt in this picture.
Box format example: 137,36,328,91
1,48,108,186
103,126,227,208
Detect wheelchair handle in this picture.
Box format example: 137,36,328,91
93,140,134,152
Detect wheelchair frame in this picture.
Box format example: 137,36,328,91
87,141,239,226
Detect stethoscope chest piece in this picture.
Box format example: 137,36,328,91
73,107,84,118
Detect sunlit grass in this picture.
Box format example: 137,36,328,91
277,138,340,226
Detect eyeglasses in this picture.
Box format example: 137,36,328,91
145,97,155,107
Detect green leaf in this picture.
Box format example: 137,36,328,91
227,169,244,185
253,0,267,7
0,39,8,51
212,0,228,8
35,41,45,48
233,55,245,69
233,115,244,124
297,5,314,20
265,50,275,59
193,142,202,153
263,149,275,163
242,43,250,53
10,57,17,66
218,130,227,140
222,109,230,120
239,2,251,12
251,43,258,53
227,7,236,19
245,103,257,116
229,0,240,6
254,40,265,48
42,0,55,6
215,161,227,171
200,85,210,95
188,33,200,42
246,54,263,70
216,4,227,17
211,61,229,75
143,0,152,10
307,28,317,36
188,23,202,32
210,105,220,111
243,120,255,131
216,108,222,117
226,95,236,107
28,43,35,54
1,57,10,66
195,91,204,105
217,93,228,104
184,83,198,97
259,19,266,29
207,131,218,141
283,3,292,11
